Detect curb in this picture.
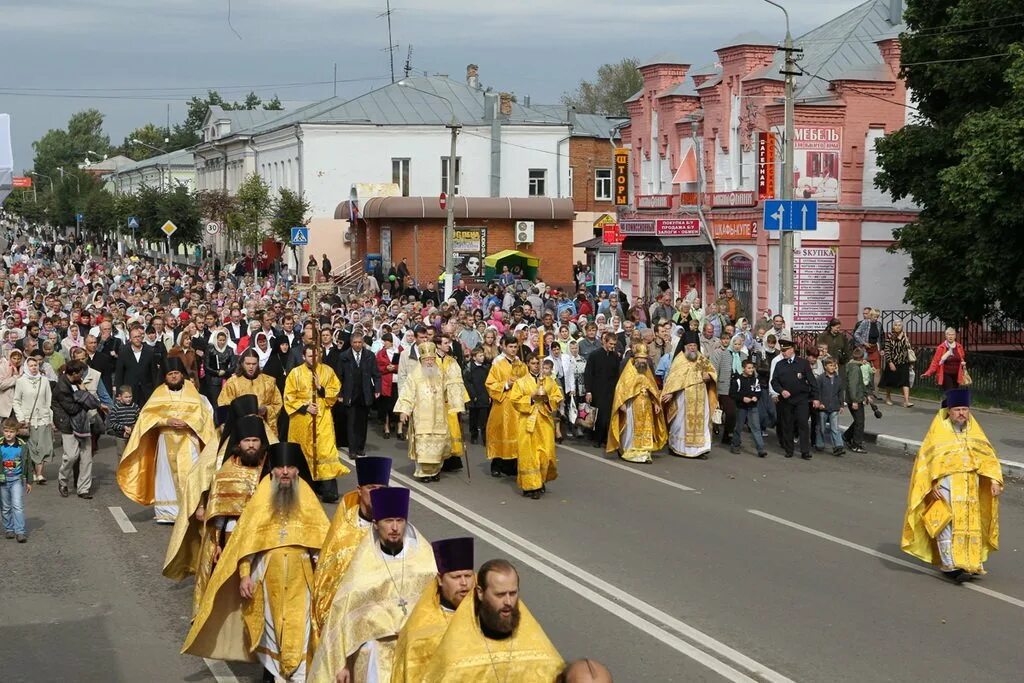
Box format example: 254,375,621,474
863,429,1024,479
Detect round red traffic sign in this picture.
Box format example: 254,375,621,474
439,192,447,210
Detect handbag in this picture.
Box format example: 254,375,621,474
961,367,973,386
922,496,953,538
907,347,916,363
566,394,579,425
711,408,724,425
576,402,597,429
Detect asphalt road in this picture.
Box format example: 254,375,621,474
2,420,1022,683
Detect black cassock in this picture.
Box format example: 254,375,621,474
583,348,621,445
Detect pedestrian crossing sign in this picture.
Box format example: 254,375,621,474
290,226,309,245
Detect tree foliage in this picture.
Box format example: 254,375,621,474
31,109,112,178
875,0,1024,324
561,58,643,116
229,173,272,250
270,187,312,242
118,123,170,161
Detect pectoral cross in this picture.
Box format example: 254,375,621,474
397,597,409,615
278,526,288,542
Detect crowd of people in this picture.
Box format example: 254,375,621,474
0,214,1004,680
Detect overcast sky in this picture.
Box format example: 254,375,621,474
1,0,865,173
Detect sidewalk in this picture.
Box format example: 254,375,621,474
840,398,1024,478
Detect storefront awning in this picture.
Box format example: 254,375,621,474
574,236,608,249
621,234,712,253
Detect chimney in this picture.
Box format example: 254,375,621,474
888,0,903,25
523,94,531,107
466,64,480,89
499,92,513,117
483,91,498,121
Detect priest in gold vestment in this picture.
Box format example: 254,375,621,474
607,344,667,463
218,348,283,441
309,487,437,683
484,337,528,477
901,390,1004,582
182,442,329,683
510,355,563,499
391,537,475,683
189,415,266,616
311,456,392,635
395,343,466,482
423,559,563,682
437,335,469,471
661,332,718,459
284,345,348,502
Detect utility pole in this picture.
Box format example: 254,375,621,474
444,119,461,299
764,0,802,323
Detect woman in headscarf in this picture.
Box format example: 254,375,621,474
261,335,290,395
0,348,25,419
713,334,747,446
251,331,273,369
171,331,200,387
203,329,236,407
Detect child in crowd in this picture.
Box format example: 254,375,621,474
730,359,766,457
844,348,869,453
816,357,846,457
106,385,140,455
463,346,492,445
859,354,884,419
1,417,32,542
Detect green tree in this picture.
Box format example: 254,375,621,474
32,109,112,179
561,58,643,116
159,185,203,249
230,173,272,250
270,187,311,242
875,0,1024,324
198,189,237,225
264,95,284,110
119,123,170,160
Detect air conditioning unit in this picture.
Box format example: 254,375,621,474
343,230,353,243
515,220,535,244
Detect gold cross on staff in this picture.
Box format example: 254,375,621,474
292,261,329,354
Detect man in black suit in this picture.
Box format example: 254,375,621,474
337,334,381,457
114,325,157,406
583,332,622,448
92,320,122,395
770,340,821,460
226,309,247,345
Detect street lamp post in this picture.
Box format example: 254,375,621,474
130,138,170,190
397,81,462,299
762,0,800,324
27,171,53,203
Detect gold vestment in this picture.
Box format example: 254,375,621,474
510,373,563,492
607,362,668,462
284,362,348,480
484,357,527,460
218,373,283,441
662,353,718,456
391,583,454,683
311,491,371,634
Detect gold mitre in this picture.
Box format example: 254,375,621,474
418,341,437,356
632,343,649,359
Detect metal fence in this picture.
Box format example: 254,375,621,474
912,348,1024,409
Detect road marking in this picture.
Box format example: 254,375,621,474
107,506,137,534
748,509,1024,610
203,658,240,683
557,443,696,492
349,455,793,683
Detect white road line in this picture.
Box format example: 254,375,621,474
557,443,697,492
748,509,1024,610
357,454,793,683
203,657,240,683
107,506,137,534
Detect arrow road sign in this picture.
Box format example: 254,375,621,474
128,216,140,230
763,199,817,231
160,220,178,237
290,226,309,246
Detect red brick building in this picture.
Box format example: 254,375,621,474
341,196,576,288
617,0,917,329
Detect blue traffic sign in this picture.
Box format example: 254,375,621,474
290,226,309,245
763,199,818,231
75,213,84,222
127,216,140,230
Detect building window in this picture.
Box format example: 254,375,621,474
440,157,462,195
528,169,547,197
595,168,612,201
568,167,573,198
392,158,411,196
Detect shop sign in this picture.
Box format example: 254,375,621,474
636,194,674,211
712,220,758,240
602,224,623,244
793,247,838,331
614,148,629,206
618,248,630,279
710,191,757,208
620,219,700,237
792,125,842,203
757,132,776,201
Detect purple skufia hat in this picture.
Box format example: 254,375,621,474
355,456,392,487
431,537,474,575
944,388,971,409
371,487,410,521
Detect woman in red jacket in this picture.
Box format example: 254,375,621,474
921,327,967,391
375,333,400,438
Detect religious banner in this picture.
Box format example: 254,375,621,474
793,247,838,331
453,227,487,280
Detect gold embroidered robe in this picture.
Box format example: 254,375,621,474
607,362,668,462
438,354,469,457
311,490,372,634
662,353,718,457
284,362,348,480
510,373,563,492
391,584,454,683
395,364,463,477
218,373,283,441
484,357,527,460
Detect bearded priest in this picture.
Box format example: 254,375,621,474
661,331,718,459
607,344,667,464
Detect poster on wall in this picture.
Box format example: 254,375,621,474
793,247,837,331
792,126,841,203
380,227,392,271
453,227,487,280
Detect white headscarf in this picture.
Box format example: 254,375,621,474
253,331,272,368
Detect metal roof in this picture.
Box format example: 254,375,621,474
742,0,905,100
624,88,644,104
639,52,689,69
205,105,290,131
718,31,778,50
112,148,194,174
689,63,722,78
657,78,699,98
337,196,575,221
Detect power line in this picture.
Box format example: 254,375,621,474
0,76,389,93
793,65,918,111
901,52,1012,67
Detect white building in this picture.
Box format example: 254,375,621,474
192,69,574,270
104,149,195,195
